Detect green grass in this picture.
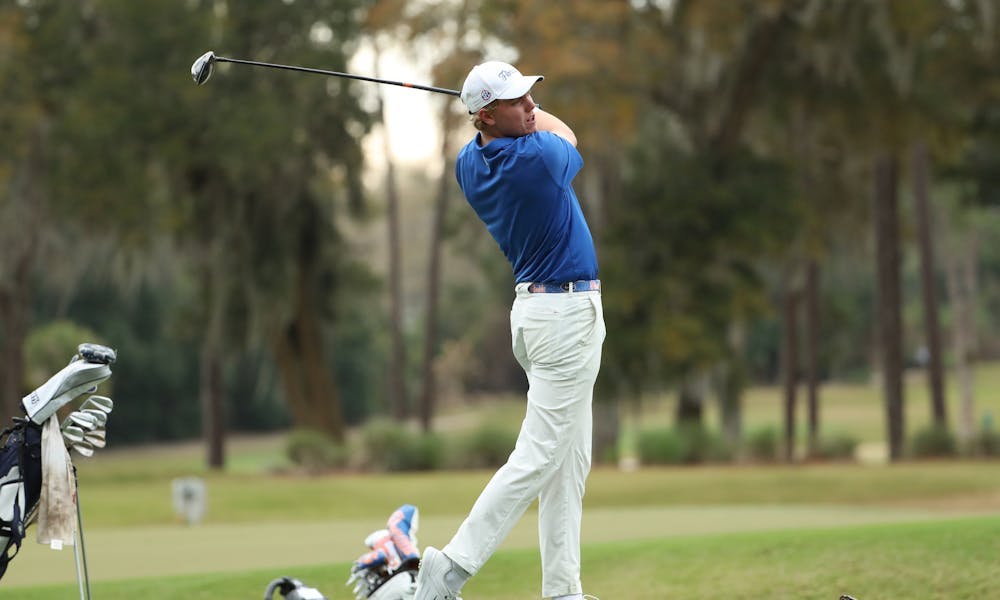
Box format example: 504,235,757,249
4,364,1000,597
57,462,1000,528
5,461,1000,596
9,516,1000,599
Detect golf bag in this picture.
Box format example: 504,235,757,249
0,343,116,582
0,419,42,579
264,505,422,600
263,577,327,600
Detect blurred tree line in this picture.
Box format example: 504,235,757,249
2,0,998,467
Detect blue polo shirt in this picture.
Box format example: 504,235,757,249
455,131,598,284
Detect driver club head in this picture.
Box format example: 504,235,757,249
191,51,216,85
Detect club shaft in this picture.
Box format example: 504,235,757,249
215,56,460,96
74,472,92,600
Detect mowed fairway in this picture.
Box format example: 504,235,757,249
5,365,1000,598
3,455,999,599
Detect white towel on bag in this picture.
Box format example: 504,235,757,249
35,417,76,549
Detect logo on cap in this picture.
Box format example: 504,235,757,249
481,90,492,102
497,68,514,81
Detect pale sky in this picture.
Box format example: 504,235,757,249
350,43,454,177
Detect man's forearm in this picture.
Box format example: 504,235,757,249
534,108,577,147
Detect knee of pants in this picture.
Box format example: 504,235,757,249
510,419,582,478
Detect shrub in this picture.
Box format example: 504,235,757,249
639,426,731,465
677,425,733,463
971,429,1000,457
285,429,347,473
450,423,518,469
744,426,780,463
814,432,859,461
405,433,445,472
360,419,444,472
25,319,103,389
910,425,957,458
638,428,684,464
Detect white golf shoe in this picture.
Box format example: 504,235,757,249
414,547,466,600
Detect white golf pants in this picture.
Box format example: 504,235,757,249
444,284,605,598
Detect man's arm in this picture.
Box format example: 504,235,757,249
534,108,577,147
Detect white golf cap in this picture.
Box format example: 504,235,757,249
461,61,544,113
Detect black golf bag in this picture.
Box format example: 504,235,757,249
0,419,43,580
0,342,116,583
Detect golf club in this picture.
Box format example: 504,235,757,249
61,425,85,445
81,408,107,428
73,471,92,600
62,411,98,431
84,430,106,449
81,395,113,414
191,51,461,97
72,441,95,458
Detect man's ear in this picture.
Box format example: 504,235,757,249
477,108,495,126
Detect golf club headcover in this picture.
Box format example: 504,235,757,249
351,529,400,574
387,504,420,565
22,343,115,424
77,343,116,365
346,504,422,599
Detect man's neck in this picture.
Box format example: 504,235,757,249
478,131,499,146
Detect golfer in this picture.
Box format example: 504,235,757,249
415,61,605,600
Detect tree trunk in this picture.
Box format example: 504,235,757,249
200,339,225,470
0,281,29,424
1,122,46,424
386,156,408,420
707,7,796,158
675,372,705,426
299,303,342,439
271,227,345,441
781,281,799,462
873,154,905,461
944,229,978,443
418,101,456,433
717,321,746,447
386,163,408,420
375,49,408,422
272,327,308,426
199,257,226,470
911,141,947,428
804,259,821,458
